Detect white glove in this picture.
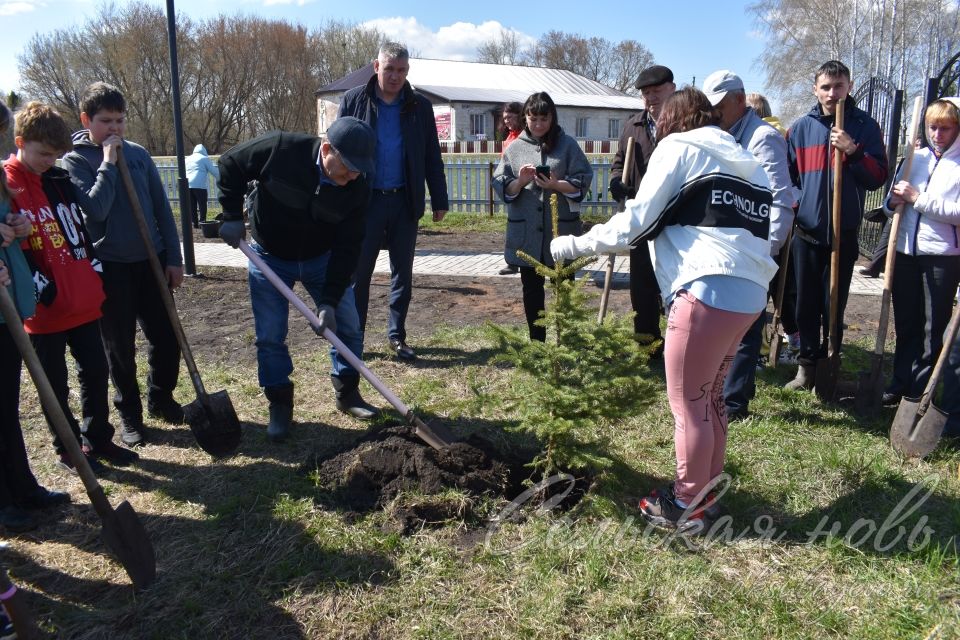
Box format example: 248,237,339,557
551,235,580,262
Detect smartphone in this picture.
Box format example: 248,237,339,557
535,165,551,178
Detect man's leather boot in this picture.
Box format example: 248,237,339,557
264,383,294,442
332,375,381,421
784,364,816,391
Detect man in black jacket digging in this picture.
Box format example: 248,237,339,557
217,116,381,442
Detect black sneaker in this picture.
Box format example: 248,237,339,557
57,452,106,476
148,397,185,424
498,265,518,275
86,440,140,466
389,339,416,361
882,392,902,407
120,420,147,447
18,486,71,510
648,482,722,519
0,506,37,533
639,486,710,534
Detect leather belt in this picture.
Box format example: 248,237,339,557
373,187,405,195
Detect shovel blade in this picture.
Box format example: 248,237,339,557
99,500,156,591
409,414,455,450
814,356,839,401
890,396,947,458
184,390,242,457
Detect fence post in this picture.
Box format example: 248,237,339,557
488,161,494,217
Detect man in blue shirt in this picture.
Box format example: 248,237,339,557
338,42,450,361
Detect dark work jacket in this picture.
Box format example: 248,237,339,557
610,110,657,196
787,101,888,245
217,131,369,307
337,76,449,218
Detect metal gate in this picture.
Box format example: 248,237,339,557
854,76,904,257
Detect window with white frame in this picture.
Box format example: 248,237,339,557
470,113,485,137
608,118,621,139
575,117,589,138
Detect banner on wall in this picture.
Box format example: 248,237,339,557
434,106,452,141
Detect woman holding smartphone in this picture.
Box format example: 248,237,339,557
493,92,593,341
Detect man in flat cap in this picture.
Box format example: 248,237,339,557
608,64,675,353
702,69,796,420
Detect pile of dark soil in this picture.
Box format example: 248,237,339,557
304,426,526,514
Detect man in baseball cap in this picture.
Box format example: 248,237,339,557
216,115,382,441
701,69,797,420
607,64,676,354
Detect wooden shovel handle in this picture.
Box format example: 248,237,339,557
0,286,115,520
827,100,844,358
917,288,960,413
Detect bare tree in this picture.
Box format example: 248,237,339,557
749,0,960,124
610,40,656,94
15,1,381,153
476,28,526,65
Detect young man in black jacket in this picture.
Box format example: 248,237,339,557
337,42,449,362
217,116,380,441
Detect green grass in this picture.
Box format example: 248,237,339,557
7,318,960,639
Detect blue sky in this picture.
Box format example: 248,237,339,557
0,0,771,102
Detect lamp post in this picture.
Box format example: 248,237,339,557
165,0,196,275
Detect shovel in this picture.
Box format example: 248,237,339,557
598,136,635,323
767,226,795,367
0,561,40,640
858,97,925,412
116,151,240,457
890,292,960,458
0,286,156,591
236,240,455,450
815,98,845,401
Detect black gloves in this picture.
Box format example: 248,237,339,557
315,304,337,335
609,176,636,202
219,220,246,248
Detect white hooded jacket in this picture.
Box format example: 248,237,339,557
554,126,778,299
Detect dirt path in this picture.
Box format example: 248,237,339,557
177,228,888,365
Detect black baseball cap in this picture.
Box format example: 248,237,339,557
635,65,674,90
326,116,376,176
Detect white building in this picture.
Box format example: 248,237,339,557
316,58,646,145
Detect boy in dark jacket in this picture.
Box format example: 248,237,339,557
8,102,138,470
216,116,381,441
62,82,184,446
784,60,888,391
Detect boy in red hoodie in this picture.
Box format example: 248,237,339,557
6,102,138,471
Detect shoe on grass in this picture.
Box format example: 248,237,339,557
148,397,185,424
86,440,140,466
120,420,147,447
0,506,38,533
639,485,711,534
18,486,71,510
57,451,106,477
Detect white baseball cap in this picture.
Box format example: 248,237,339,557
703,70,745,106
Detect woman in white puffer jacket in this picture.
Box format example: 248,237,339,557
882,98,960,405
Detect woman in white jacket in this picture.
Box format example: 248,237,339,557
882,98,960,406
552,88,776,532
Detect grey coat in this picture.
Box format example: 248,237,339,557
493,128,592,267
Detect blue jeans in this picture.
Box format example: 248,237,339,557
353,190,419,343
247,242,362,388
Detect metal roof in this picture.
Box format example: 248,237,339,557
317,58,645,110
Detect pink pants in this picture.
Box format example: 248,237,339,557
664,291,759,505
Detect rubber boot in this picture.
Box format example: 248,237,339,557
264,384,294,442
784,364,815,391
332,375,381,421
